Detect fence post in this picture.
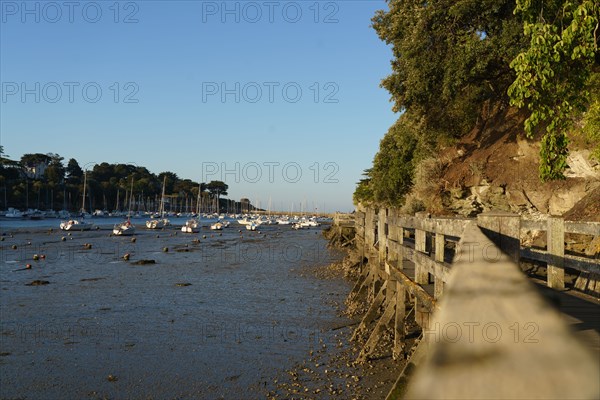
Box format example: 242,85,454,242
397,215,405,271
379,208,388,266
434,232,445,299
547,216,565,290
393,279,406,359
414,212,429,284
476,212,521,263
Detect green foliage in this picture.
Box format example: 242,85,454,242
370,119,419,206
508,0,599,180
0,152,242,212
357,0,528,208
353,169,374,205
581,73,600,161
66,158,83,183
372,0,526,138
353,117,432,206
20,153,51,168
205,180,228,197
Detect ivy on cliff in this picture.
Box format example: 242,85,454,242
508,0,599,181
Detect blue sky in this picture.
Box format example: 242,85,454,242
0,0,397,212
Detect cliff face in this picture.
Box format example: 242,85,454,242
436,108,600,220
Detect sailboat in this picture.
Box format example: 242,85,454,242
113,177,136,236
146,176,170,229
181,182,203,233
210,221,223,230
181,218,199,233
60,171,93,231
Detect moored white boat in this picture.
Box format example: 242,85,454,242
114,177,137,236
5,208,24,218
146,218,170,229
245,222,257,231
210,222,223,230
60,219,93,231
113,220,136,236
181,219,199,233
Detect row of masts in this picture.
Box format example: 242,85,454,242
80,175,228,215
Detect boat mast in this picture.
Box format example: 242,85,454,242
128,177,134,219
81,170,87,215
160,176,166,218
196,183,201,215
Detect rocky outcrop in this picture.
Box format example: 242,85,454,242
443,147,600,219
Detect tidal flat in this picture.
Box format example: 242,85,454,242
0,223,365,399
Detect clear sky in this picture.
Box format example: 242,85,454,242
0,0,397,212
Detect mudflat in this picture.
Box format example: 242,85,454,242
0,224,358,399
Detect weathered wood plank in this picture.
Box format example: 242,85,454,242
521,247,600,274
392,215,471,237
387,263,437,312
521,219,600,236
357,297,397,363
351,281,388,342
405,221,600,399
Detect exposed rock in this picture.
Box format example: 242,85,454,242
131,259,156,265
26,280,50,286
549,182,596,216
564,150,600,179
562,185,600,222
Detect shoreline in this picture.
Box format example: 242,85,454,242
259,231,409,400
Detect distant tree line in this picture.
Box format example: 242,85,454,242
0,147,240,213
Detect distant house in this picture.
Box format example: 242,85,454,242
24,162,48,179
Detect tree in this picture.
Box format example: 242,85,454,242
206,180,228,197
508,0,599,180
360,0,529,206
353,169,374,205
372,0,526,139
44,154,65,186
20,153,51,168
206,180,228,211
158,171,179,195
66,158,83,183
370,119,420,206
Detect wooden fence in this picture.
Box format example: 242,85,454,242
338,208,599,399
